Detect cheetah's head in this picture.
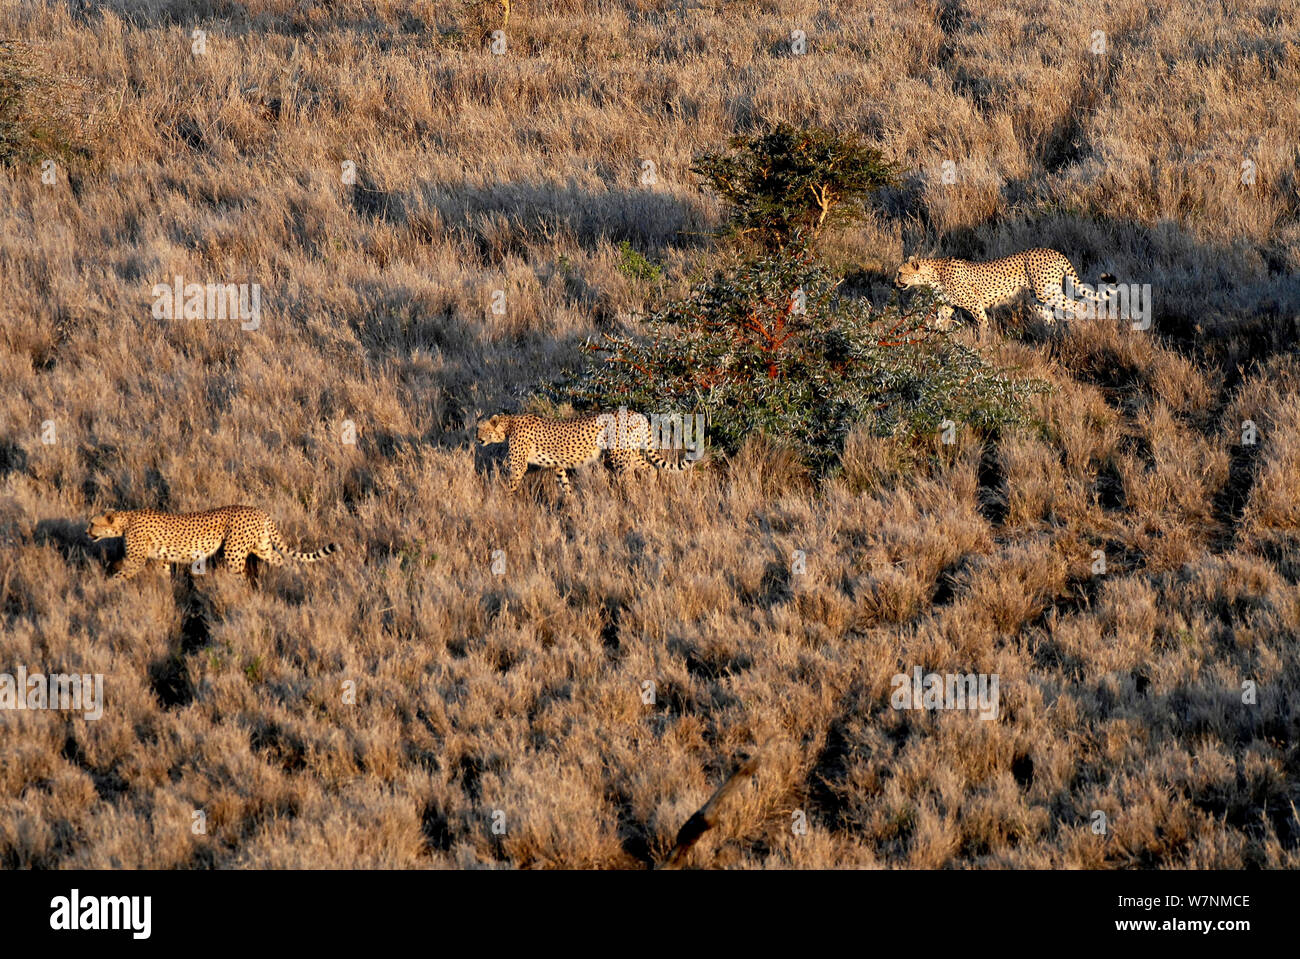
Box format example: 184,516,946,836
86,511,128,541
476,414,511,446
895,257,937,290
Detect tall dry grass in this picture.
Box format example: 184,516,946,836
1,0,1298,868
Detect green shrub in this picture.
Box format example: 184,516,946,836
557,245,1049,473
616,240,662,282
0,40,96,169
691,123,899,249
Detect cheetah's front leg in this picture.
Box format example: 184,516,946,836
111,551,149,581
506,444,529,493
553,468,572,495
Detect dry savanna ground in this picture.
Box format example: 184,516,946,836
1,0,1299,868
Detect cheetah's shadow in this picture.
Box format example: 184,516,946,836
473,448,565,502
34,518,115,571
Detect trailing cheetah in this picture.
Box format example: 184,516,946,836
894,248,1116,333
476,410,696,494
86,505,338,581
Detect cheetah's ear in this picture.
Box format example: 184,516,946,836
909,258,919,268
103,511,114,523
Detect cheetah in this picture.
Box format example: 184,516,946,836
476,410,696,495
894,248,1116,333
86,505,338,581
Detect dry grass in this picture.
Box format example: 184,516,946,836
1,0,1298,868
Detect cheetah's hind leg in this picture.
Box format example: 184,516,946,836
608,450,651,485
223,548,251,581
1039,292,1088,331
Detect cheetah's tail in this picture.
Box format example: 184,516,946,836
287,542,339,563
269,525,339,563
1090,272,1119,304
644,448,699,472
1065,264,1118,303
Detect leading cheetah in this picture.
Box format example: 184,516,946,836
476,410,696,495
895,248,1116,333
86,505,338,581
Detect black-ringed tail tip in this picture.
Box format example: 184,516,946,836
285,542,340,562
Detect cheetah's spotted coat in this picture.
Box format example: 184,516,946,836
86,505,338,581
895,248,1116,332
477,412,694,494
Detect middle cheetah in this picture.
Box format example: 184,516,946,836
476,411,696,494
895,248,1116,333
